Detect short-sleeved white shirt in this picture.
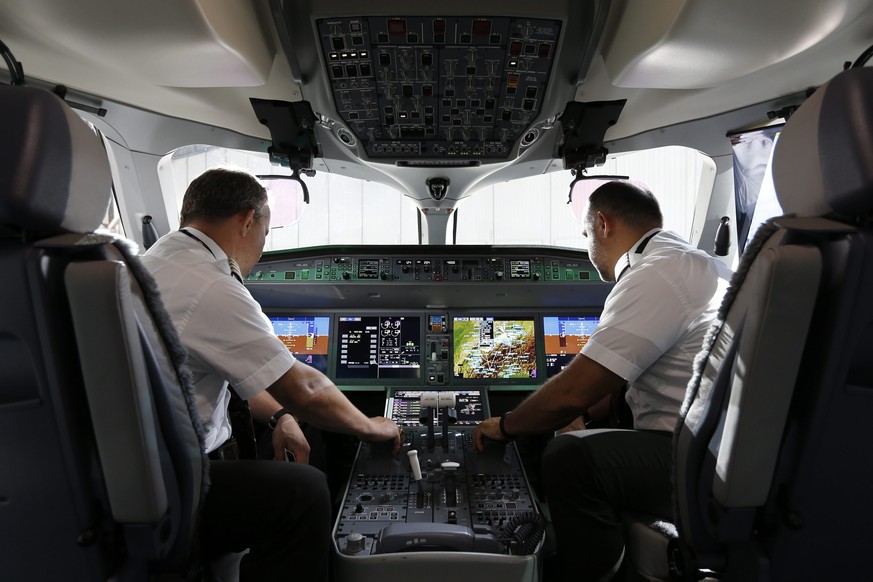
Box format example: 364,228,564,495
581,229,732,431
141,228,296,453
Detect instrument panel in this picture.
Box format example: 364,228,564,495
250,246,606,581
265,311,599,388
248,249,598,283
250,246,608,387
247,246,611,311
315,16,562,161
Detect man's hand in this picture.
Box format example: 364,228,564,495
558,415,589,434
473,416,505,452
271,414,310,464
363,416,402,454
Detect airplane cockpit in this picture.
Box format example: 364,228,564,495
2,1,873,580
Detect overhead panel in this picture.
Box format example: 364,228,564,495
316,16,561,161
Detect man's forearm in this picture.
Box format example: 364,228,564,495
268,363,379,440
502,354,623,437
291,383,378,439
247,389,287,425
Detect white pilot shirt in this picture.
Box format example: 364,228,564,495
141,228,296,453
581,229,732,432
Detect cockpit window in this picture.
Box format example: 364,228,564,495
158,145,419,251
158,144,712,251
88,128,126,238
456,145,713,250
99,182,125,236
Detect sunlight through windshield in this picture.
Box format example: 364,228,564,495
158,145,712,251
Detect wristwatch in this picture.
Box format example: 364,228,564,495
268,408,293,430
498,411,516,440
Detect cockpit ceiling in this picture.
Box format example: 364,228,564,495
0,0,871,150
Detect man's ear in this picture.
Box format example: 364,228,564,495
597,211,612,237
238,209,256,235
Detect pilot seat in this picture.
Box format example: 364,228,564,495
0,84,208,579
623,66,873,581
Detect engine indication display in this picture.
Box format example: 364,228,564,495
336,315,422,379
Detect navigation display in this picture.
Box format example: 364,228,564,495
336,315,421,380
268,315,331,374
453,316,537,379
386,390,487,426
543,315,600,377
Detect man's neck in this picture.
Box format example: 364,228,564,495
618,225,661,255
608,226,661,281
183,221,233,256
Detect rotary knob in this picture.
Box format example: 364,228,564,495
345,532,366,554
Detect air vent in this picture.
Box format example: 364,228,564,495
520,128,539,147
336,127,357,147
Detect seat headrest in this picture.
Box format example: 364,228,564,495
0,85,112,234
772,67,873,218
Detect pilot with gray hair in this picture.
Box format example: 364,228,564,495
142,167,402,581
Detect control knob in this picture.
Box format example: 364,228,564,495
342,272,351,280
345,532,366,554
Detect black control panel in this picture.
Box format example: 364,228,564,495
251,247,611,390
333,390,543,567
248,250,597,283
316,16,561,160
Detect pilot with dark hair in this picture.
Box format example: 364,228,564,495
474,180,731,582
142,167,401,581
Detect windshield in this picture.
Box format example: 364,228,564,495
158,144,713,251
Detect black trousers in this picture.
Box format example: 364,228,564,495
200,460,331,581
541,429,673,582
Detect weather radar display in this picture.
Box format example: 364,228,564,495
453,316,537,379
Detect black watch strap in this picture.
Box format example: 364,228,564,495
268,408,292,430
498,411,516,440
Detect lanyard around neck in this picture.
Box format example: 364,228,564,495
179,229,244,284
179,228,215,258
